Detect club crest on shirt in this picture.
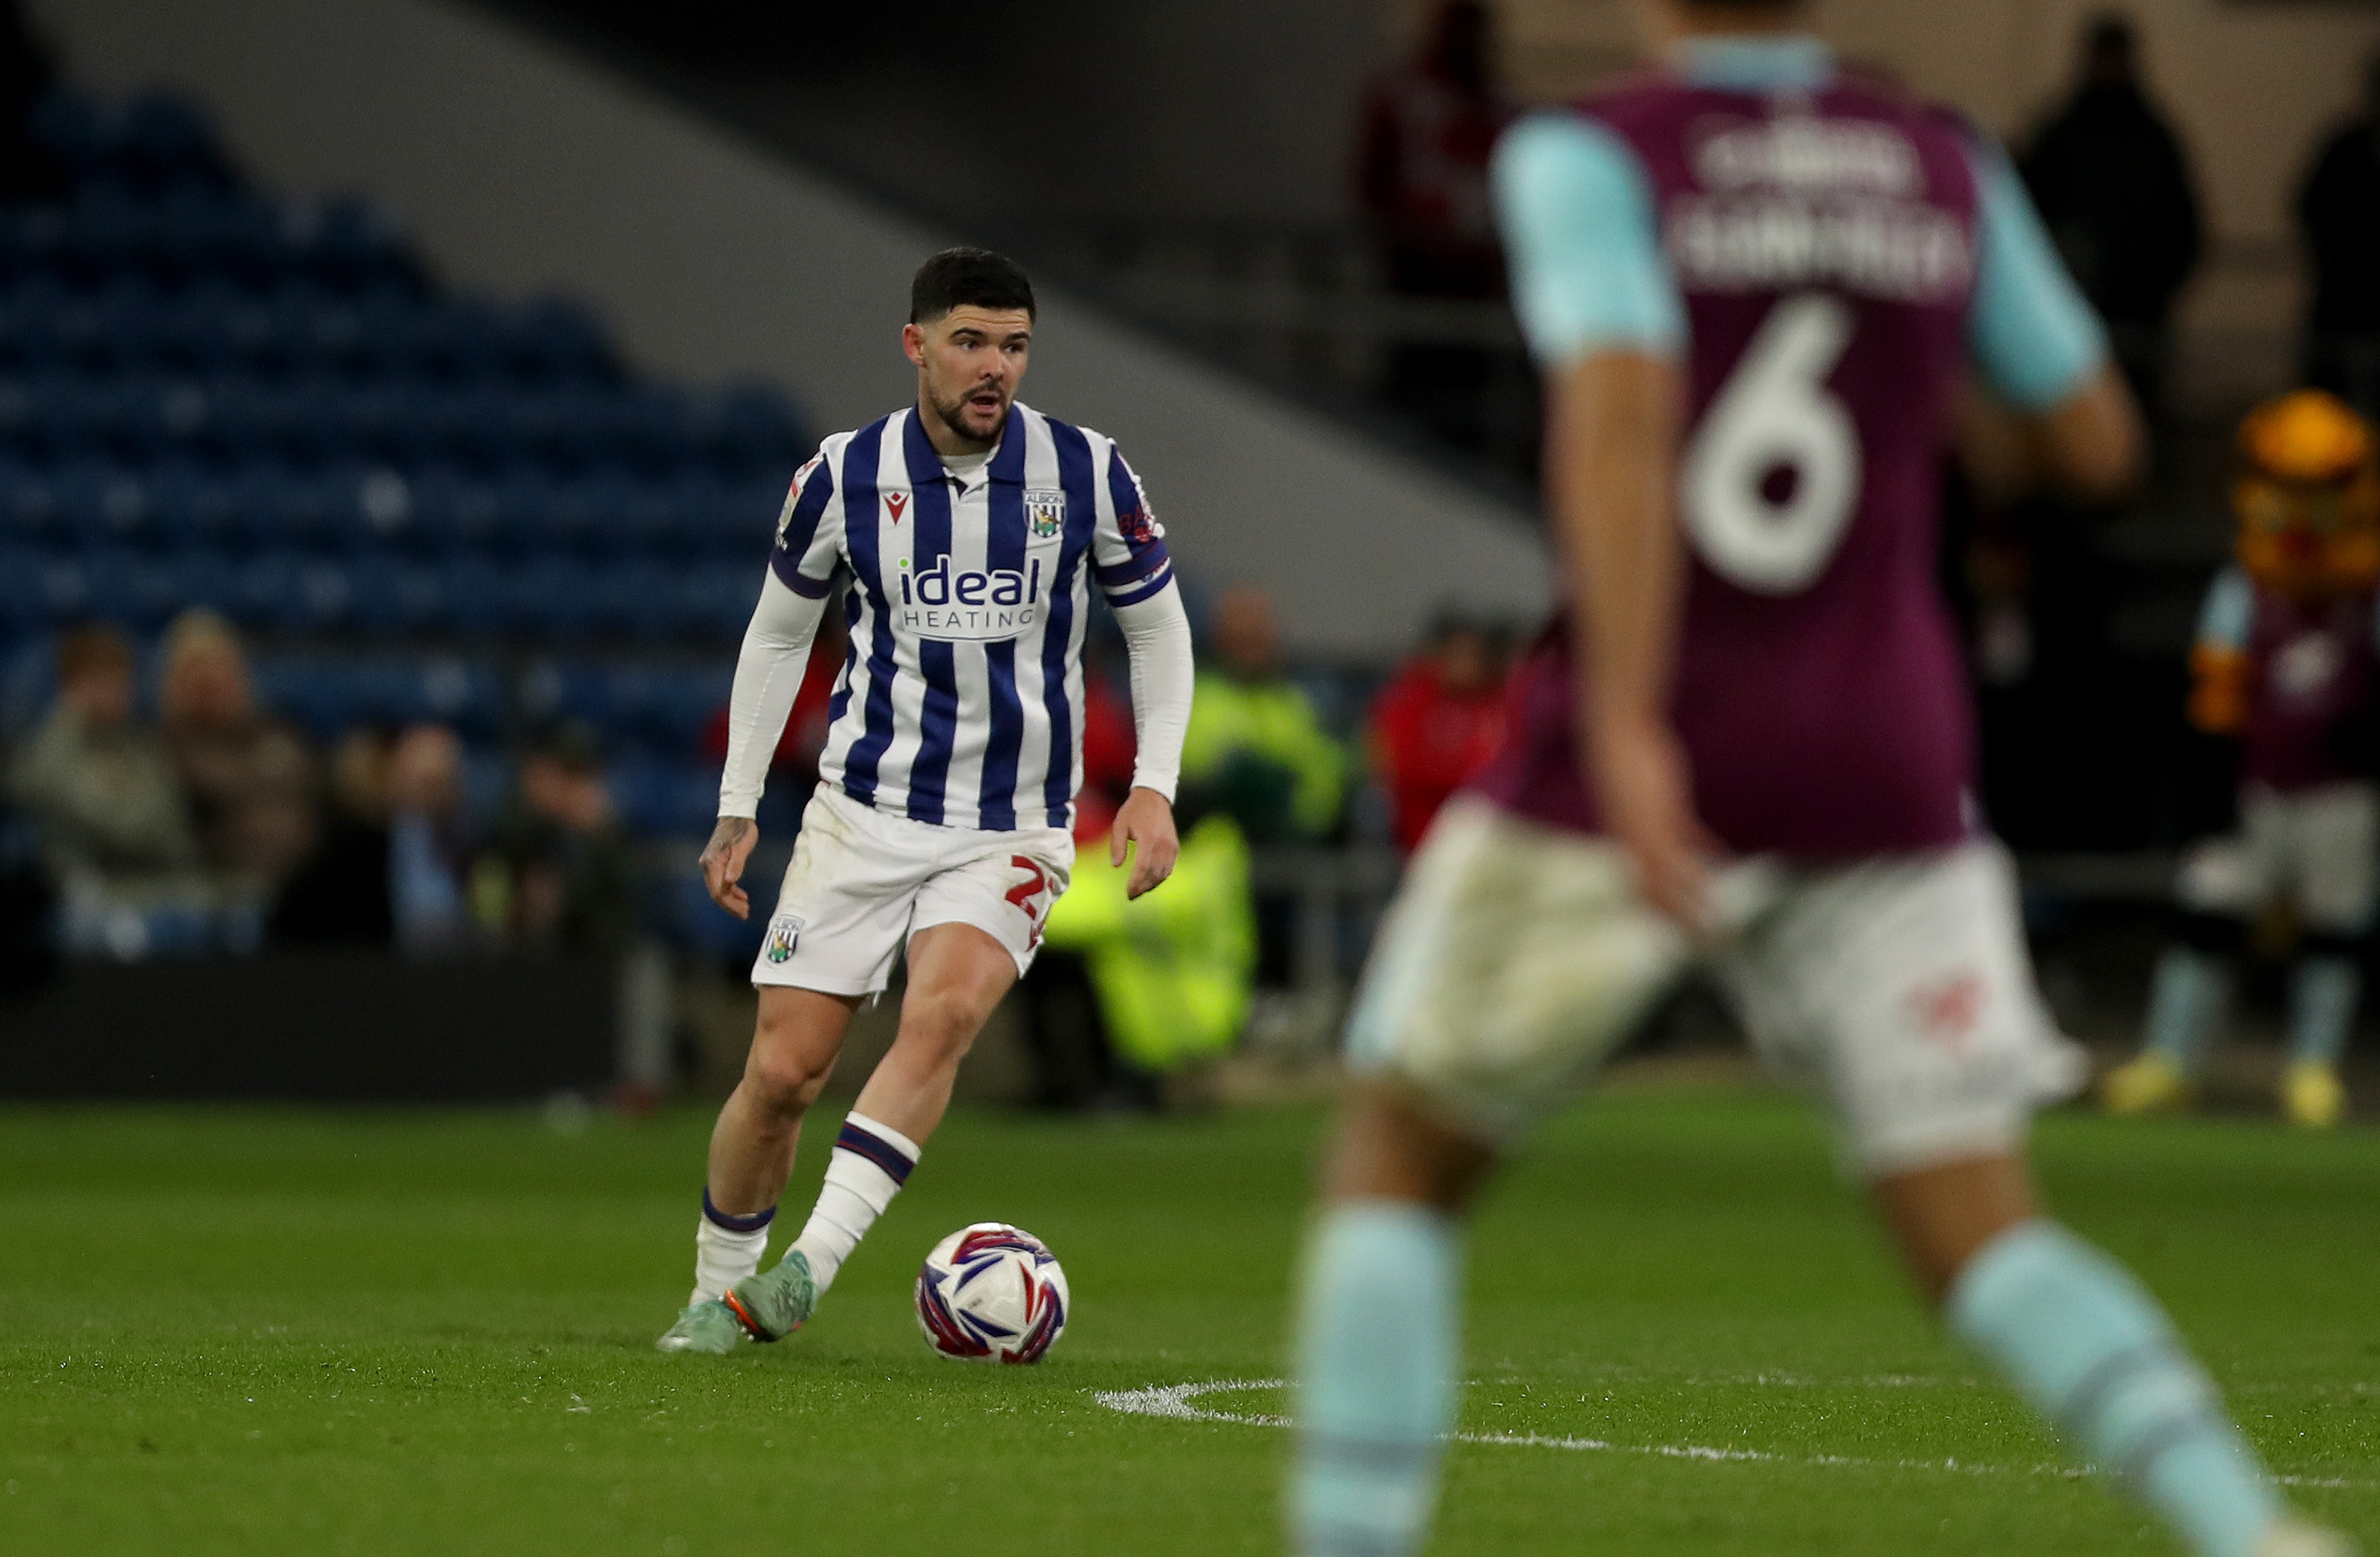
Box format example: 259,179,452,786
1024,488,1066,539
763,913,803,965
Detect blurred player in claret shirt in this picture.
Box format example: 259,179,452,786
1284,4,2354,1557
2106,390,2380,1129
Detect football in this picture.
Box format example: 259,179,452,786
913,1223,1070,1364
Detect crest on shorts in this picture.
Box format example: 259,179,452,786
763,913,803,965
1024,488,1066,539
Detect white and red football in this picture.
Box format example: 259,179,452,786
913,1223,1069,1365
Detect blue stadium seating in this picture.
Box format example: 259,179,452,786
0,84,823,896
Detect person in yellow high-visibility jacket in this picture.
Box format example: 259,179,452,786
1041,810,1256,1073
1180,586,1346,843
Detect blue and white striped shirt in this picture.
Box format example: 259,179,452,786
769,402,1175,831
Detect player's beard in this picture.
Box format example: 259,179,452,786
930,380,1010,447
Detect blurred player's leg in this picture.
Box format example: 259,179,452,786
1287,801,1685,1556
2279,784,2373,1127
1756,845,2341,1557
2107,936,2231,1113
1290,1087,1491,1557
659,985,858,1353
2283,951,2356,1127
726,922,1021,1340
1878,1156,2328,1557
2108,833,2261,1116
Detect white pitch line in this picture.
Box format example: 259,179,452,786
1090,1378,2370,1491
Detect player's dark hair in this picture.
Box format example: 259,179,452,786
909,247,1036,324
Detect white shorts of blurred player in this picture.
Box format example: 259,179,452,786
749,786,1074,997
1345,796,2087,1179
2173,780,2379,936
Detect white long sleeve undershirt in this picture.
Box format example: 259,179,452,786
1112,585,1193,802
717,568,825,819
715,569,1196,820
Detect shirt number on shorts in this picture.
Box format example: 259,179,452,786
1682,293,1862,595
1005,855,1051,948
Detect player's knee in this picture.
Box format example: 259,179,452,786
895,987,995,1063
742,1044,831,1116
743,1012,837,1116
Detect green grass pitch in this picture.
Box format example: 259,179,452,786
1,1083,2373,1555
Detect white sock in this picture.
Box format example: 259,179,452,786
689,1189,774,1304
790,1111,920,1294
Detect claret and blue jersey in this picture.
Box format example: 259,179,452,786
1474,33,2114,858
770,402,1173,832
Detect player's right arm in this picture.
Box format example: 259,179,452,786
705,450,843,918
1494,114,1716,927
1963,136,2144,504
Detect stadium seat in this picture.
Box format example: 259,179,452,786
438,554,508,635
0,86,820,841
608,754,722,839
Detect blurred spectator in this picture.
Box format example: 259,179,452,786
1358,0,1508,300
2020,13,2202,418
1357,0,1513,451
1040,800,1255,1104
387,722,470,955
1181,585,1345,845
2297,49,2380,420
484,724,636,954
270,727,397,948
158,610,317,901
1369,611,1508,853
6,625,208,950
1181,584,1343,992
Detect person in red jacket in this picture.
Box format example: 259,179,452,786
1368,612,1508,853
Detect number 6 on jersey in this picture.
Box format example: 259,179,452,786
1682,293,1861,595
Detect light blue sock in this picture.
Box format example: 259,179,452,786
2286,954,2359,1068
1290,1201,1459,1557
1950,1220,2282,1557
2144,945,2230,1070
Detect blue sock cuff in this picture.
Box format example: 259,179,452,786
834,1120,917,1185
701,1188,775,1234
1948,1219,2165,1353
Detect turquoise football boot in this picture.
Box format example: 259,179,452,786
723,1251,818,1342
655,1299,746,1355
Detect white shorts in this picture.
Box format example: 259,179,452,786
2175,780,2378,935
750,786,1074,996
1345,797,2086,1178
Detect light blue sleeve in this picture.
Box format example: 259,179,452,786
2196,567,2253,652
1491,112,1684,366
1965,137,2109,410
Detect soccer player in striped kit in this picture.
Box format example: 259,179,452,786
658,248,1194,1354
1285,3,2354,1555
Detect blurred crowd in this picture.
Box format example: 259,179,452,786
0,609,640,971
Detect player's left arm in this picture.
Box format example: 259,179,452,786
1095,444,1189,899
1962,135,2144,504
